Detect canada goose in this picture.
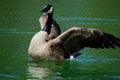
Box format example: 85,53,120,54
28,4,120,60
39,7,61,41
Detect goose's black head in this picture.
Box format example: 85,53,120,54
40,4,53,14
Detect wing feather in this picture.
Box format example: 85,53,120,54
56,27,120,55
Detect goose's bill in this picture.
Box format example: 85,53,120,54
40,8,47,12
40,6,49,12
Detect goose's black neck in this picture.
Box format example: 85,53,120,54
42,13,53,34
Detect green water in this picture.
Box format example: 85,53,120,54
0,0,120,80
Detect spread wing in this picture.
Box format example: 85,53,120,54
56,27,120,56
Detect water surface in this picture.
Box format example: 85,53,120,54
0,0,120,80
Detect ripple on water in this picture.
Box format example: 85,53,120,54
0,74,16,79
0,28,16,31
104,75,120,79
70,53,120,64
58,17,120,22
0,28,36,35
5,31,36,35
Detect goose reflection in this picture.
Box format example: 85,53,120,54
27,62,49,79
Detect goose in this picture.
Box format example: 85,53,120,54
39,12,61,41
28,4,120,60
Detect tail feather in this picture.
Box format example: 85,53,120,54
73,52,82,58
